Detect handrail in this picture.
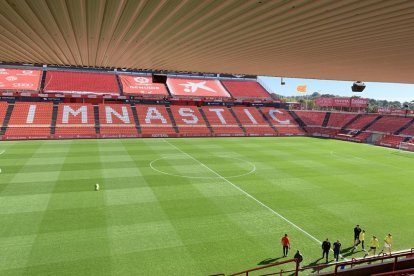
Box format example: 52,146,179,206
229,258,299,276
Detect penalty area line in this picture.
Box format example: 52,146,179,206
162,139,330,251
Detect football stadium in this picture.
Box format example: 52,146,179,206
1,1,414,275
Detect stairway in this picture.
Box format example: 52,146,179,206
166,106,179,134
50,102,59,135
93,105,100,134
322,112,331,127
361,115,382,131
0,103,14,135
395,118,414,135
341,114,362,130
131,104,141,134
198,107,214,135
228,107,246,135
256,107,278,133
288,110,307,133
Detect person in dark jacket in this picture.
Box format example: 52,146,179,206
333,240,342,262
322,238,331,263
294,250,303,268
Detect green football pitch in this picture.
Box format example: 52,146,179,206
1,137,413,275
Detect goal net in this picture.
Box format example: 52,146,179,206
398,142,414,152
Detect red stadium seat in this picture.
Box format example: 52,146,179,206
231,106,275,136
55,103,96,138
260,107,305,135
221,80,271,99
99,104,138,137
135,105,176,137
6,102,53,138
44,71,119,95
201,106,244,136
169,105,211,136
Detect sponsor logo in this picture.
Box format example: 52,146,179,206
134,77,150,84
22,70,33,74
179,81,216,93
5,76,17,81
12,83,33,87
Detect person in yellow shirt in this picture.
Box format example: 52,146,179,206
364,235,379,257
379,234,393,255
359,230,366,252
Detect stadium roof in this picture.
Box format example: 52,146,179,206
1,0,414,83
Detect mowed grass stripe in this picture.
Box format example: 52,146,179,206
0,137,413,276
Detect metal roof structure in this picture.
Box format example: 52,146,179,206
1,0,413,83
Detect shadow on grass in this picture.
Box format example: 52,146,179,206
258,256,285,265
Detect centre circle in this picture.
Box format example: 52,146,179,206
149,155,256,179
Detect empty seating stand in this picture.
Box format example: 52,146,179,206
345,114,378,130
221,80,271,99
231,106,275,136
5,102,53,139
294,111,326,126
44,71,119,95
169,105,211,137
201,106,244,136
135,105,176,137
375,134,406,148
99,104,138,138
55,103,96,138
327,113,359,129
260,107,305,135
0,102,8,128
367,116,411,134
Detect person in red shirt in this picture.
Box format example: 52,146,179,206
281,234,291,257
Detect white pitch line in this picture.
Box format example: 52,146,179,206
163,139,326,247
0,150,4,174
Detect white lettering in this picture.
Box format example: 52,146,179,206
26,105,37,123
269,109,290,125
178,108,198,124
105,106,130,124
62,106,88,124
209,108,227,124
145,107,167,124
243,108,258,124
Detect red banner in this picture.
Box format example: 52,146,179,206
119,75,168,96
315,97,368,108
315,97,333,106
350,98,369,108
0,68,41,91
167,78,231,98
377,108,414,115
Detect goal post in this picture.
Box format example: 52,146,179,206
398,142,414,152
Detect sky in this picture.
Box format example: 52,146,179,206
258,76,414,103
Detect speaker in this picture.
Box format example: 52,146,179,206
351,81,366,92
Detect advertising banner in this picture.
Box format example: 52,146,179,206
167,78,231,98
0,68,41,91
120,75,168,96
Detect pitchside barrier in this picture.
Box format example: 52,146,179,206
399,142,414,152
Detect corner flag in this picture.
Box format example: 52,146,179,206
296,84,307,93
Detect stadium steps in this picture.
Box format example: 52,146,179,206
40,70,47,91
198,107,214,134
93,105,100,134
131,104,142,134
165,106,179,134
322,112,331,127
228,107,246,134
50,102,59,134
115,75,123,95
361,115,383,131
341,114,362,130
287,110,307,133
403,136,411,142
0,103,14,135
257,107,278,133
395,117,414,135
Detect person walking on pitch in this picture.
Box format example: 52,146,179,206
281,234,291,257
